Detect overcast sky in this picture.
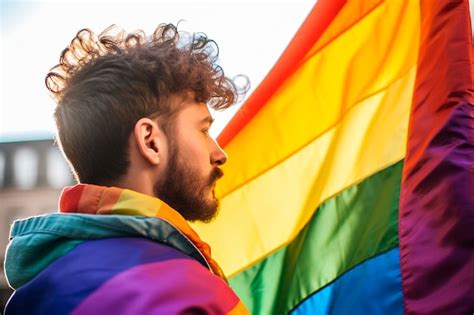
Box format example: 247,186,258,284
1,0,316,141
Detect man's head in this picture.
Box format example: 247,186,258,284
46,24,246,222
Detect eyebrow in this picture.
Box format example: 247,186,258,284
201,116,215,125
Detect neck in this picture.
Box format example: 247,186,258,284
113,172,156,198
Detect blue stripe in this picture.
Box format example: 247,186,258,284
5,237,193,315
291,248,403,315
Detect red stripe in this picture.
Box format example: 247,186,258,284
217,0,347,147
399,1,474,313
59,184,86,213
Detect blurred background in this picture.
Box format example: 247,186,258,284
0,0,315,310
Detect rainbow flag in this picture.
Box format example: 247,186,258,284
192,0,474,313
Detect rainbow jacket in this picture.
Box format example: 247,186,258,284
4,184,248,314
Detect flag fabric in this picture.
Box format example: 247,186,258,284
191,0,474,314
398,1,473,313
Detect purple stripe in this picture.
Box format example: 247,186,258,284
6,238,194,315
399,0,474,314
72,259,240,314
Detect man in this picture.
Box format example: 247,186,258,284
4,24,249,314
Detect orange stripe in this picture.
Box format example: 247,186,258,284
97,186,122,214
199,0,420,276
218,0,347,147
156,203,226,280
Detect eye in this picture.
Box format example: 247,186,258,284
202,128,210,135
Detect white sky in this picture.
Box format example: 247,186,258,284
1,0,316,141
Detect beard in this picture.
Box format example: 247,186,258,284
153,138,223,223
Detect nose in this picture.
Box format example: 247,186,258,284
210,139,228,166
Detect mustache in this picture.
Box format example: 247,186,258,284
209,167,224,184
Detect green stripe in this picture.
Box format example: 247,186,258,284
5,237,83,288
229,161,403,314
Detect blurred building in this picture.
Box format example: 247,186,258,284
0,137,74,311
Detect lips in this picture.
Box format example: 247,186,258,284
208,167,223,185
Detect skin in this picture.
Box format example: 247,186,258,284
116,92,227,221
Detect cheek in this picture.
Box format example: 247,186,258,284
179,135,210,165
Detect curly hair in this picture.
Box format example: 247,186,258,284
46,23,247,185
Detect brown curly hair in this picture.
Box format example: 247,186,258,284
46,23,247,185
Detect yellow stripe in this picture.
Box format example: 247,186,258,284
193,0,420,276
195,68,415,275
111,189,161,216
217,0,418,199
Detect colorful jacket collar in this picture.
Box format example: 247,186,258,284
58,184,226,280
5,184,227,289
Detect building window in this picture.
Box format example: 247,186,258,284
0,151,5,188
13,147,38,189
47,148,71,188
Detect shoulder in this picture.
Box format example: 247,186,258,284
7,238,243,315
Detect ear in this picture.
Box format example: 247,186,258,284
133,118,164,166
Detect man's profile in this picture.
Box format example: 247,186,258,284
3,23,249,314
